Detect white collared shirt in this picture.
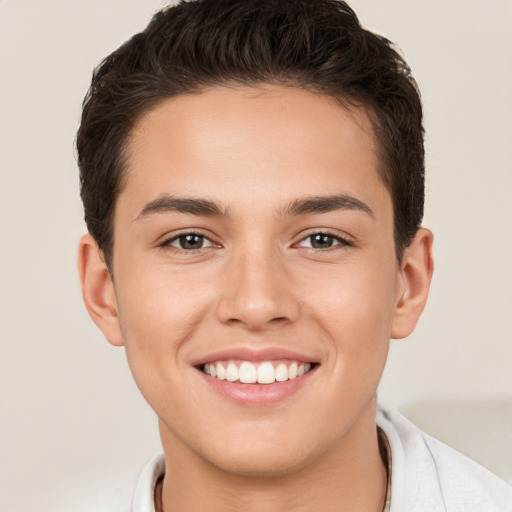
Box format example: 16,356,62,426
132,406,512,512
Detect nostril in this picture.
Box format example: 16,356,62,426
227,316,287,327
270,317,288,324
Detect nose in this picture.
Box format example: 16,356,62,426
215,248,300,331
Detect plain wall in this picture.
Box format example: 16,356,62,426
1,1,511,510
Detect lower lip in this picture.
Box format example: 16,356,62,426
197,367,317,406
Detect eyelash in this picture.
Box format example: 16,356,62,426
159,230,352,253
160,231,218,252
295,231,353,250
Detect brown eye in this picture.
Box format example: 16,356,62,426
297,232,351,249
178,234,205,249
165,233,214,250
310,234,335,249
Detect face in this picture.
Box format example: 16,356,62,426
104,86,408,475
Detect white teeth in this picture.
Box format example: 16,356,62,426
225,362,239,382
203,360,314,384
257,362,275,384
216,362,226,380
239,362,257,383
288,362,298,379
275,363,288,382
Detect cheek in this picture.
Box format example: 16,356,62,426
113,266,213,395
305,257,397,364
115,260,214,341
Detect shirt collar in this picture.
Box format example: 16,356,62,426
132,453,165,512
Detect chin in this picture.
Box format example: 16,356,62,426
206,450,313,478
194,429,325,478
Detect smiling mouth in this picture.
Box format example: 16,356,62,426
201,360,315,384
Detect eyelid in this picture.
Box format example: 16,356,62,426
156,228,353,252
293,229,354,248
159,229,221,250
168,235,215,249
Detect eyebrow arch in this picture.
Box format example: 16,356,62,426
283,194,374,218
136,195,227,220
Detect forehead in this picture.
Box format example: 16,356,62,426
122,85,389,215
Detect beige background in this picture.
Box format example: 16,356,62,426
1,1,511,510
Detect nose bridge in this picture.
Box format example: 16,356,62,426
216,242,298,330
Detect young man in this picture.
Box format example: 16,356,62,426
76,0,512,510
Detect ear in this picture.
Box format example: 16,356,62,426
391,228,434,339
77,234,124,346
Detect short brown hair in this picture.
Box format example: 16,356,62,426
77,0,424,268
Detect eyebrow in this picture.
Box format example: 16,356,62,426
282,194,374,218
135,193,373,221
136,195,227,220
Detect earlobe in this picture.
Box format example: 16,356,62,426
391,228,434,339
77,234,124,347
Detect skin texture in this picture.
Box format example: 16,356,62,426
78,85,433,512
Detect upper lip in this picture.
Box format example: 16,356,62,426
191,346,319,367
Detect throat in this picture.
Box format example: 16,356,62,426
157,449,389,512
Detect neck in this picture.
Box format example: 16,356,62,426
158,403,387,512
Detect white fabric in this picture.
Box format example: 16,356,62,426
377,407,512,511
132,453,165,512
132,406,512,512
